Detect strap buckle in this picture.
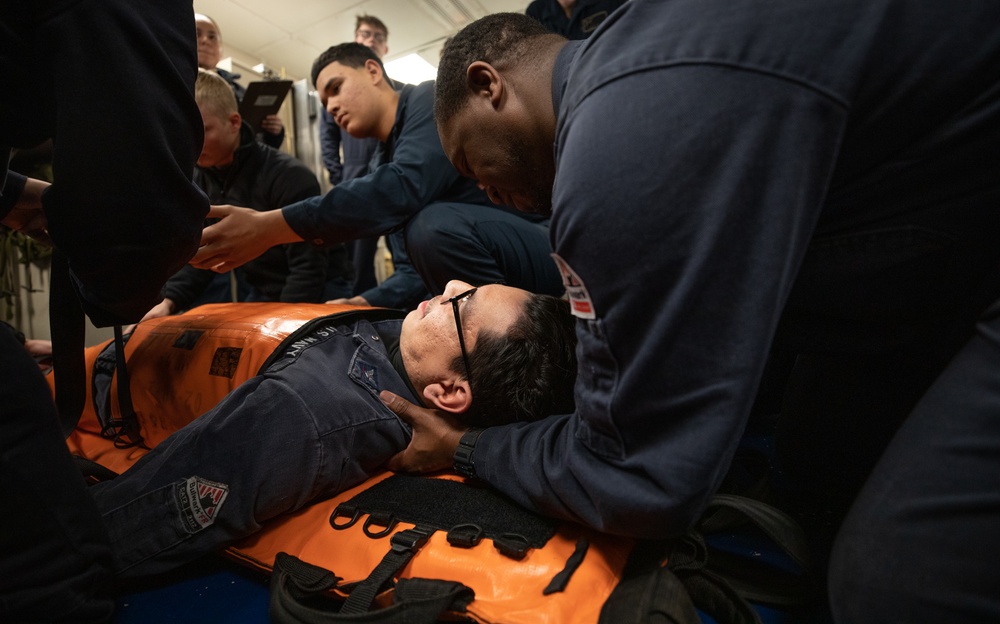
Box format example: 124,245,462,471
390,527,432,554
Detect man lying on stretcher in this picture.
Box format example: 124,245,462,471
87,280,577,578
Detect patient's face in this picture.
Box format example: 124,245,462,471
401,280,529,392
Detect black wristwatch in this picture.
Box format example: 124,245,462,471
453,427,484,479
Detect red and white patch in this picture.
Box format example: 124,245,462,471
177,476,230,532
551,253,596,320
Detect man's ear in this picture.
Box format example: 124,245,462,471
422,378,472,415
229,112,242,132
365,58,385,85
466,61,504,110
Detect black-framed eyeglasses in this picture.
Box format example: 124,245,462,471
356,29,387,44
443,287,478,389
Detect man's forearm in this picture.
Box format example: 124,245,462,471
267,208,304,245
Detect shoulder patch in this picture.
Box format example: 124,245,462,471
175,476,230,533
551,253,597,320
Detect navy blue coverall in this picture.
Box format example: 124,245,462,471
89,316,413,578
466,2,1000,622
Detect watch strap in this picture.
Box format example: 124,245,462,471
453,427,484,479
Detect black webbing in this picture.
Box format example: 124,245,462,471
49,249,86,437
330,474,557,549
269,552,473,624
102,325,143,448
543,537,589,595
339,525,435,615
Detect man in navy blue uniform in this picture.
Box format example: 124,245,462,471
320,15,392,300
382,7,1000,623
192,43,563,309
89,282,576,577
525,0,626,39
1,1,209,620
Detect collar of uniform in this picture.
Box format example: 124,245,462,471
551,40,586,118
380,325,424,407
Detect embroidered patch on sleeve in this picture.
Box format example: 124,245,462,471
175,476,230,533
551,253,597,320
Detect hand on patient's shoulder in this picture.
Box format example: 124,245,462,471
383,390,467,474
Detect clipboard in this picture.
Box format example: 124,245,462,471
239,80,293,131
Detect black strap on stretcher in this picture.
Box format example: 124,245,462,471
339,525,436,615
103,324,143,448
270,552,474,624
49,249,87,436
49,249,142,447
269,474,587,622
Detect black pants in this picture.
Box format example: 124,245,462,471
828,299,1000,623
406,203,563,297
749,195,1000,550
0,326,114,622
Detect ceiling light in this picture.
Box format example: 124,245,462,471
384,53,438,85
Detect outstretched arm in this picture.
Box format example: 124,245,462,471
191,205,302,272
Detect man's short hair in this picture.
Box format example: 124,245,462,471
311,42,389,89
435,13,551,125
356,14,389,37
457,293,577,428
195,68,238,120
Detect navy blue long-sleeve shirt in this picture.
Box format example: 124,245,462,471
282,81,490,245
473,0,1000,538
282,81,498,308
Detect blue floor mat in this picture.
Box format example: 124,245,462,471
114,558,270,624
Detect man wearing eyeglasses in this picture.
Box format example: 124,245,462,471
86,281,576,577
320,15,396,304
192,43,564,311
